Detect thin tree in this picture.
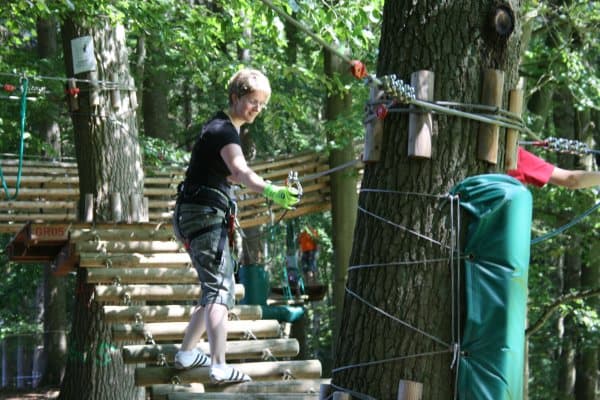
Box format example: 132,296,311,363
332,2,523,398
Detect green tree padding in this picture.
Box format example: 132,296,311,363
451,174,532,400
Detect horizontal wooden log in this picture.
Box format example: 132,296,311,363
86,268,197,284
151,384,205,400
122,338,298,363
0,213,77,222
80,252,191,268
94,284,245,303
0,200,76,210
103,304,262,323
113,319,282,342
76,240,182,254
211,379,330,394
167,393,319,400
135,359,322,386
70,226,176,241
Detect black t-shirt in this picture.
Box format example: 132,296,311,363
184,111,241,196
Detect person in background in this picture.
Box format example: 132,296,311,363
173,68,299,383
508,147,600,189
298,225,319,284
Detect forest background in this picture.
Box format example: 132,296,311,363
0,1,598,399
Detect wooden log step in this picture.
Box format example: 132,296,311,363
0,213,77,222
70,226,176,241
122,338,298,363
76,240,182,254
94,284,245,303
86,268,197,284
80,252,191,268
209,379,330,394
150,383,205,400
135,359,322,386
168,393,318,400
0,175,79,186
103,304,262,323
113,320,282,342
0,200,77,210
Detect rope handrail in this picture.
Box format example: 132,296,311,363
0,77,28,200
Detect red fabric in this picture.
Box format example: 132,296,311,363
507,147,555,187
299,230,317,252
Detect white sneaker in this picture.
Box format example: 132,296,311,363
209,365,251,384
174,348,210,370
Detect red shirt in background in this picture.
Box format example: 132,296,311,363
507,147,555,187
298,229,318,252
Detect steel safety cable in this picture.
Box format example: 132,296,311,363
531,200,600,245
256,0,540,138
358,205,449,249
345,286,450,348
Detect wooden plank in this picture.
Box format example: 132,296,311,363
76,240,182,254
212,379,330,394
135,360,322,386
114,320,282,342
0,200,77,210
80,252,191,268
86,267,197,284
122,338,298,363
168,393,318,400
70,226,176,241
94,284,245,303
103,304,262,323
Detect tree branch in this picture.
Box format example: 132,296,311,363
526,287,600,338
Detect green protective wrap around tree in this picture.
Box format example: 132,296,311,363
451,174,532,400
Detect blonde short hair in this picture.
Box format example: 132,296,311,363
227,68,271,106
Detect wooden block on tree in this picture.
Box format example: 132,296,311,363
477,68,505,164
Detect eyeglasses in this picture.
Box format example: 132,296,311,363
244,97,268,110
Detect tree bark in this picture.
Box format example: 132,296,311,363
333,1,523,398
59,16,144,400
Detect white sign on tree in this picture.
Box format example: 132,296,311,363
71,36,97,75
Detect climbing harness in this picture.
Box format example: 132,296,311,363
0,76,29,200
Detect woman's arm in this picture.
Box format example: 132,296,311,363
549,167,600,189
220,143,267,193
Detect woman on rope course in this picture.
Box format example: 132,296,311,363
173,68,299,383
508,146,600,189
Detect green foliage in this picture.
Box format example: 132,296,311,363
0,235,43,340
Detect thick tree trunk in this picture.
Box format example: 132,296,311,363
59,16,144,400
332,1,523,398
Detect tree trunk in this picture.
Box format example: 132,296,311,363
142,46,172,140
59,16,144,400
323,49,358,366
35,16,68,388
333,1,523,398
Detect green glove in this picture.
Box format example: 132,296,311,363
263,183,300,209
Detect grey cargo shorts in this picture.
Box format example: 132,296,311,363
173,202,235,309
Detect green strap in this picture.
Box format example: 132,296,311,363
0,77,28,200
